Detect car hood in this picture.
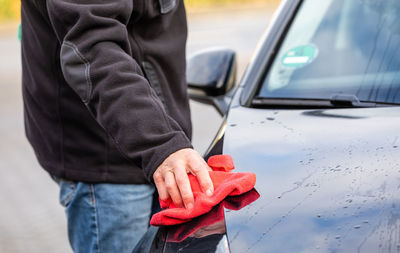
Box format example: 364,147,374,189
223,106,400,253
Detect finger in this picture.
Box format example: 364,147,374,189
173,167,194,209
153,171,169,201
188,158,214,196
164,170,183,207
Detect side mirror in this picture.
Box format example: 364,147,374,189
187,48,237,116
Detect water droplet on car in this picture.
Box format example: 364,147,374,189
266,117,275,121
363,220,369,223
317,214,321,218
230,124,237,127
335,235,341,239
354,225,361,229
393,146,398,148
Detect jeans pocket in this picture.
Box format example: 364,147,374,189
59,180,77,207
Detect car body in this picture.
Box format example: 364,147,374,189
134,0,400,252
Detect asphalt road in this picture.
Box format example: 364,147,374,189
0,7,273,252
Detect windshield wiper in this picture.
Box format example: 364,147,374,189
329,94,364,107
252,94,399,108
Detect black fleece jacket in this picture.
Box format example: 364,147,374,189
21,0,192,184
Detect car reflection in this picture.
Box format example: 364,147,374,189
163,189,260,252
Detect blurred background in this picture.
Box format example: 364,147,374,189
0,0,279,252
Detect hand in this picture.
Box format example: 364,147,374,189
153,148,214,209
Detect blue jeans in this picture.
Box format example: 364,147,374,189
57,179,155,253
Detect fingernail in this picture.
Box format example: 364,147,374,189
187,203,193,210
206,189,213,196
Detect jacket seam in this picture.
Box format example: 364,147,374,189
62,41,93,104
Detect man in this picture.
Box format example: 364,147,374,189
21,0,213,252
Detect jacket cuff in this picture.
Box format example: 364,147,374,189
144,132,193,183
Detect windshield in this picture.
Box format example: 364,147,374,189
258,0,400,104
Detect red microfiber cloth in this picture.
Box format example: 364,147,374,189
150,155,257,226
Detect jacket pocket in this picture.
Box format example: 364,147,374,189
158,0,177,14
144,0,177,17
142,61,169,113
60,41,92,104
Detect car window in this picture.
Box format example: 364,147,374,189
258,0,400,104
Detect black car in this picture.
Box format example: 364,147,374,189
134,0,400,252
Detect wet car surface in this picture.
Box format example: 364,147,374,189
224,105,400,252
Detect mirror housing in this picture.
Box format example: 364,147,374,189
187,48,237,116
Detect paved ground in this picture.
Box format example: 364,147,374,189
0,7,273,252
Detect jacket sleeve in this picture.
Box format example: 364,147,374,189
46,0,192,181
